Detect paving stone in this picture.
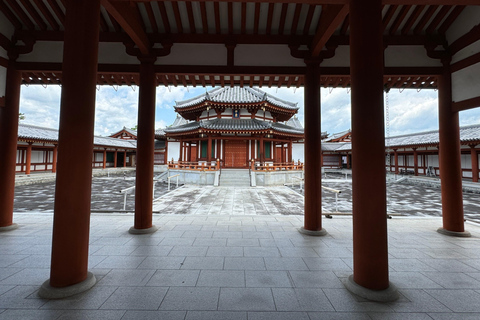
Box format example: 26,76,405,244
160,287,220,311
146,269,200,287
185,311,247,320
245,271,293,288
197,270,245,287
224,258,266,270
100,287,168,310
272,288,335,311
181,257,225,270
121,311,186,320
218,288,275,311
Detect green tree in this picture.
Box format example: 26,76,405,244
19,113,25,120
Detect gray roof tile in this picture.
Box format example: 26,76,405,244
164,118,304,135
175,87,298,110
18,124,137,149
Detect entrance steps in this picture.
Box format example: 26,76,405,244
219,169,251,187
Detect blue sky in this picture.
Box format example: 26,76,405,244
19,84,480,137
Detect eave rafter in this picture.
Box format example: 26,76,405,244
108,0,480,5
311,4,349,57
101,0,150,55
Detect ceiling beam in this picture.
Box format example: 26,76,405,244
311,4,348,56
101,0,150,55
108,0,480,5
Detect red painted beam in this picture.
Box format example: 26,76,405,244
101,0,150,55
311,4,349,56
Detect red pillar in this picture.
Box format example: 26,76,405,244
52,145,58,173
114,149,118,168
413,149,418,176
123,151,127,167
260,137,264,165
102,149,107,169
0,61,21,230
301,59,326,236
437,63,469,236
207,137,212,162
179,140,183,161
39,0,100,298
471,145,478,183
288,141,293,162
25,143,32,175
394,149,399,174
132,57,158,234
348,0,396,300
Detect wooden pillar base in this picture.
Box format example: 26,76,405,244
0,223,18,232
298,227,327,237
38,272,96,299
437,227,471,238
129,225,158,234
345,275,398,302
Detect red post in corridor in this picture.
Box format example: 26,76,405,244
39,0,100,299
25,143,32,175
471,146,478,183
0,62,21,231
131,57,158,234
413,149,418,176
347,0,397,301
437,64,470,237
52,145,58,173
300,59,326,236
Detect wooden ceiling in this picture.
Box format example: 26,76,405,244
1,0,473,89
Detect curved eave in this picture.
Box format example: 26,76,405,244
166,128,303,139
175,100,298,120
18,138,58,144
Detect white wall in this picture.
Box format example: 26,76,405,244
292,143,304,163
168,141,180,161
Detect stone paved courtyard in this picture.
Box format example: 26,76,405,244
4,171,480,319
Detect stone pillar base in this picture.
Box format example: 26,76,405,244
0,223,18,232
298,227,327,237
129,225,158,234
437,227,471,238
38,272,96,299
345,275,399,302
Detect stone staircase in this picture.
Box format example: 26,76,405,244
219,169,251,187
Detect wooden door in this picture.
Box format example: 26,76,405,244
190,146,197,162
275,147,282,163
224,140,247,168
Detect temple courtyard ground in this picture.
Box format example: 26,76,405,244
2,172,480,319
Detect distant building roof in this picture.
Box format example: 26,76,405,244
175,87,299,110
386,124,480,147
321,124,480,152
109,126,138,139
323,129,351,142
18,123,137,149
164,118,304,135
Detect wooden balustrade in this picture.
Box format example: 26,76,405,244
167,160,219,171
250,160,304,171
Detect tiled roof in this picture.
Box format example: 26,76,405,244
164,118,304,135
322,124,480,152
323,129,351,142
109,126,137,138
18,124,137,149
175,87,298,110
285,116,304,129
386,124,480,147
321,142,350,151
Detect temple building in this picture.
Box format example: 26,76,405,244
109,127,167,165
164,87,305,168
321,124,480,182
16,123,137,174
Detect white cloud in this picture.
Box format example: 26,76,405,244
19,84,479,139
